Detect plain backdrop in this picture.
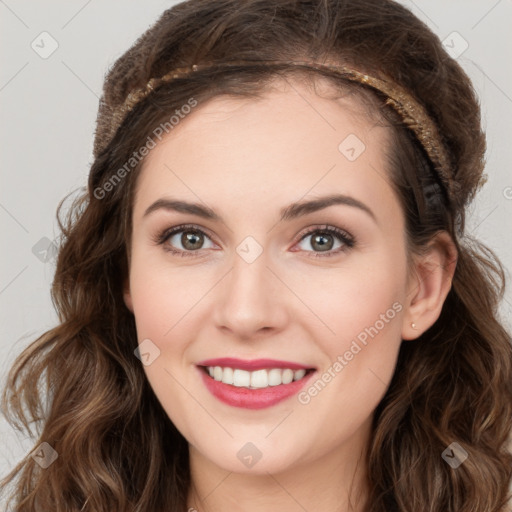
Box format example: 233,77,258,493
1,0,511,498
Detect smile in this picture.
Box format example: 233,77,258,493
202,365,313,388
196,358,316,409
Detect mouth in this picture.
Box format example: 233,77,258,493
199,365,315,389
195,358,317,409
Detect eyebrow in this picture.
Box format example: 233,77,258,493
143,194,377,223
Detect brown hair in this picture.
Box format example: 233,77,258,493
2,0,511,511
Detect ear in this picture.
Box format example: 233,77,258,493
123,277,134,313
401,231,457,340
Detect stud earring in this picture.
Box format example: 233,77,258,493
411,322,417,329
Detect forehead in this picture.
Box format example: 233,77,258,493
132,76,396,219
156,74,383,144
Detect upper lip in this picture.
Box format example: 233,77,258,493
196,357,315,371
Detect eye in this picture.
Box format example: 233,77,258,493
294,225,355,258
154,223,355,259
154,224,216,257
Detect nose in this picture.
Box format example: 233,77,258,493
212,248,289,340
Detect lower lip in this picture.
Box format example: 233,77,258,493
198,367,315,409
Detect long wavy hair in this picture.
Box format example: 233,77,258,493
2,0,511,510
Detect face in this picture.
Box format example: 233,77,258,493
124,77,414,476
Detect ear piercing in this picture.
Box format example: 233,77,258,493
411,322,417,329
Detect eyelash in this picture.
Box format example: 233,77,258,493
153,223,355,259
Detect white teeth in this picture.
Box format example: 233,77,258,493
213,366,223,381
282,369,294,384
222,366,234,385
233,369,251,387
205,366,310,388
250,369,268,388
268,368,282,386
294,369,306,380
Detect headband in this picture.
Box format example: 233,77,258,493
109,59,468,204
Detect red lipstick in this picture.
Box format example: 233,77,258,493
196,358,316,409
196,357,313,371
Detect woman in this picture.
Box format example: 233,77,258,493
2,0,511,510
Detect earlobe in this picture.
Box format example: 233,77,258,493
402,232,457,340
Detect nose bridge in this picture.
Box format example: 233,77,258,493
213,242,288,337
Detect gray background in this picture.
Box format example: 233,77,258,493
1,0,511,495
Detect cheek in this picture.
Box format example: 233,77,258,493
279,249,407,459
127,249,203,340
127,259,202,419
129,278,175,340
293,248,406,341
291,248,407,406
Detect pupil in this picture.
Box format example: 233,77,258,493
312,233,333,251
182,231,203,250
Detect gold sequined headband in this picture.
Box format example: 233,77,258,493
113,59,462,202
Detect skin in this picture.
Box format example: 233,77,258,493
124,76,457,512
